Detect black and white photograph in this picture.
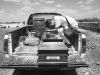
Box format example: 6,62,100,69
0,0,100,75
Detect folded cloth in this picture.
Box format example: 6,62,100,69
24,36,40,46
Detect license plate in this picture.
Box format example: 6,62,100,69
46,56,60,60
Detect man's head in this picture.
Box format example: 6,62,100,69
45,19,55,29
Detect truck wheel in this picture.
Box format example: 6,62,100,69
66,69,77,75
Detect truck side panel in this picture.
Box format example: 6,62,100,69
0,28,6,66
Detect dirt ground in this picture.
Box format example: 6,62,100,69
76,30,100,75
0,69,14,75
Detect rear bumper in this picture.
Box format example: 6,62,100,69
38,62,68,70
0,62,88,70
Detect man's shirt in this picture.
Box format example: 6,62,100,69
66,16,78,28
51,15,78,28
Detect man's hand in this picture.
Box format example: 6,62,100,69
65,26,69,30
58,28,64,36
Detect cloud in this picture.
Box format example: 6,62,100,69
40,7,57,12
40,6,78,14
57,4,61,7
86,0,95,4
77,0,95,10
34,2,40,5
40,7,79,18
4,0,55,6
77,0,95,4
4,0,32,6
4,0,41,7
4,0,21,2
18,6,33,12
76,9,100,18
2,0,40,22
8,8,100,21
21,0,31,5
16,6,34,20
44,0,55,4
40,0,55,4
3,6,34,21
0,11,5,14
77,1,83,4
58,9,78,14
80,5,92,10
0,10,5,16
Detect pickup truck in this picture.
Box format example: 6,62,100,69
0,13,88,70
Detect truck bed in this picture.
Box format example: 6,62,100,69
0,12,88,70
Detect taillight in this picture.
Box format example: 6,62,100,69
4,34,9,54
78,34,86,56
4,34,13,57
81,34,86,53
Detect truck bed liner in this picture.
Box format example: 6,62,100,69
3,55,38,66
3,46,38,66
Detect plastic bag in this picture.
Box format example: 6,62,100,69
24,36,40,46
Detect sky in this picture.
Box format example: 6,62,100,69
0,0,100,22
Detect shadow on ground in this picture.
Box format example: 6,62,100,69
12,69,77,75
